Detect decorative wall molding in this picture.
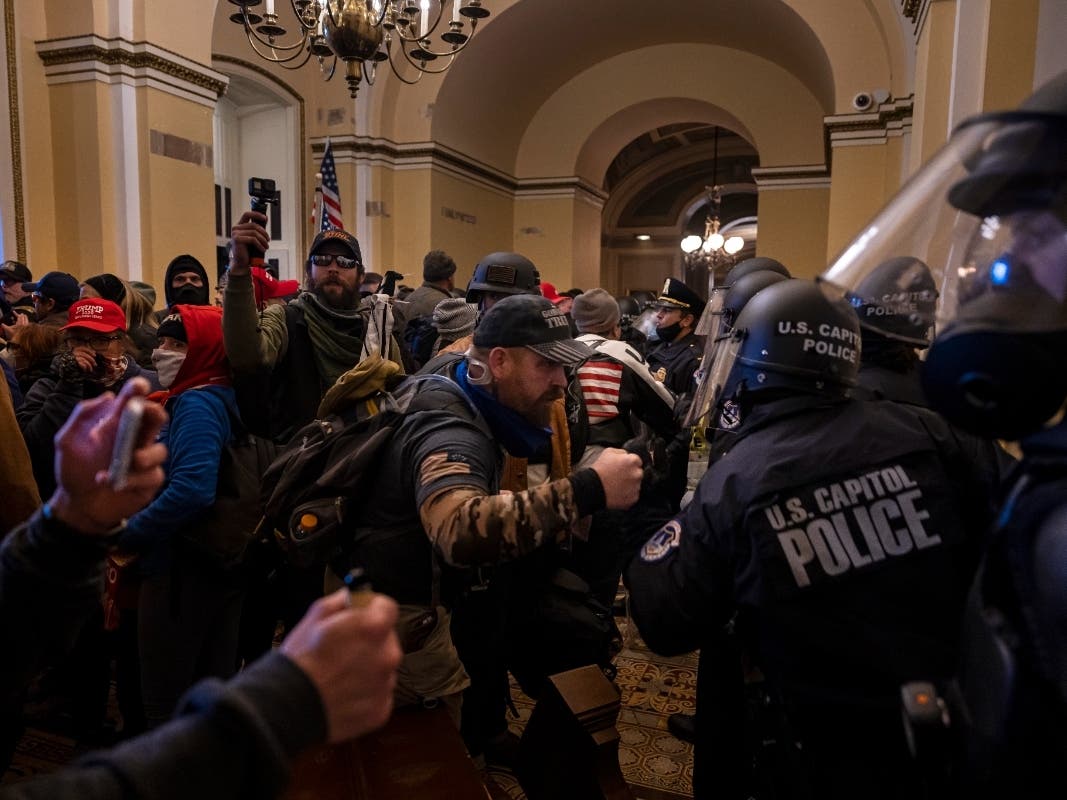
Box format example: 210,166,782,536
824,97,914,147
314,135,607,206
750,164,831,191
901,0,932,38
4,0,24,259
36,35,228,107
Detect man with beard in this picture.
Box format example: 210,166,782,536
224,213,395,644
223,212,371,444
327,294,644,726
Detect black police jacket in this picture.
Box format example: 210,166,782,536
956,419,1067,797
646,331,701,397
626,394,1001,790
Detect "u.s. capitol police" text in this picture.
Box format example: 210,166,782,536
764,464,938,588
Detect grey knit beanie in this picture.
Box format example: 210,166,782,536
432,298,478,338
571,288,620,334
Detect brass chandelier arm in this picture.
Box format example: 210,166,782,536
230,0,489,95
237,5,314,60
244,28,317,68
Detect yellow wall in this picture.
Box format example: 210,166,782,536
513,196,574,288
756,187,831,279
429,172,514,278
141,93,217,292
826,144,891,260
910,0,957,172
983,0,1040,111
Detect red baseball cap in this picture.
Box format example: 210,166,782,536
540,281,567,305
62,298,126,332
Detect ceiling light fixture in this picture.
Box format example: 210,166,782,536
229,0,490,98
680,128,744,276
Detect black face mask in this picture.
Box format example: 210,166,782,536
171,283,208,307
922,328,1067,441
656,321,683,342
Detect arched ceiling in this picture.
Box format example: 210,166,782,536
413,0,901,176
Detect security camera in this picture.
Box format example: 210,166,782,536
852,92,874,111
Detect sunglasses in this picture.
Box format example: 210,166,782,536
309,253,361,270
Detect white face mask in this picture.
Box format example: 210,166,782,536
151,348,186,389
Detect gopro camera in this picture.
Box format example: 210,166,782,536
248,177,280,217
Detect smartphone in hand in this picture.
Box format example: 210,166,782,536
108,397,145,490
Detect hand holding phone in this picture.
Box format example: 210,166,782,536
108,396,145,490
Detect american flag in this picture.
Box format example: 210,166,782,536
319,138,344,231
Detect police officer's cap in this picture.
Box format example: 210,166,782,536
651,277,706,319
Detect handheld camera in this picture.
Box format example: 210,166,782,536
247,177,280,261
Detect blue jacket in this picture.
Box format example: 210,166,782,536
121,385,236,575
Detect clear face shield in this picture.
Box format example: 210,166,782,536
683,328,743,428
821,110,1067,438
821,112,1067,338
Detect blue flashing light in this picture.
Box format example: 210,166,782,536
990,258,1010,286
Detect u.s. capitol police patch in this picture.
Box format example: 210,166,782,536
640,520,682,563
719,399,742,430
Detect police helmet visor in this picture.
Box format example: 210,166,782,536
632,305,660,340
684,328,743,428
694,287,728,338
820,111,1067,340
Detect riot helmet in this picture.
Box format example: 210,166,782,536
684,269,790,426
697,256,791,337
847,256,938,347
821,70,1067,439
616,295,641,319
704,280,860,417
465,252,541,306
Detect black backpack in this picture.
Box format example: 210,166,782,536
402,315,439,371
179,421,280,571
259,373,476,568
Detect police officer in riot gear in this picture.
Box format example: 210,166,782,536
627,278,1002,800
845,256,938,406
823,69,1067,796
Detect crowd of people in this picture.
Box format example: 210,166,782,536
0,70,1065,800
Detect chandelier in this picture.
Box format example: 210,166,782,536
680,127,744,275
228,0,490,98
680,184,744,270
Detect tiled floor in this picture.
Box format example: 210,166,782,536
488,617,697,800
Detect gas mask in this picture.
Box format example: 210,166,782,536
820,104,1067,441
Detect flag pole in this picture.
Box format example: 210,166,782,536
310,171,323,235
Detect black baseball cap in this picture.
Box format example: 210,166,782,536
474,294,594,366
23,271,80,308
309,229,363,267
0,260,31,284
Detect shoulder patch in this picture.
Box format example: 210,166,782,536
719,400,742,430
640,519,682,563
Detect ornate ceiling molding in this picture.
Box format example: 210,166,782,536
314,135,607,205
900,0,932,38
824,96,914,147
36,35,227,107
